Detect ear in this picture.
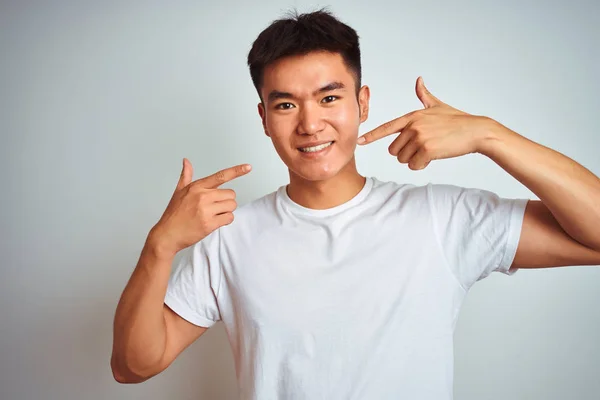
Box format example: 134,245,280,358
358,85,370,123
257,102,270,137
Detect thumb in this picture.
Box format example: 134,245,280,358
415,76,441,109
176,158,193,190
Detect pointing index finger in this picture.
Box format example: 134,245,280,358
198,164,252,189
357,112,414,145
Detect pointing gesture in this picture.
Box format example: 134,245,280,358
150,158,252,256
176,158,252,191
357,77,489,170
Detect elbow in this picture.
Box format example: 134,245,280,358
110,354,154,384
111,367,138,384
111,368,135,384
111,355,137,384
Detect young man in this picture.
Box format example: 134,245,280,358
111,10,600,399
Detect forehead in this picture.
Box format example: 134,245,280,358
261,51,355,99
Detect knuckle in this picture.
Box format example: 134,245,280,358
200,218,211,232
217,189,235,201
198,206,209,220
223,213,235,225
197,191,208,203
215,170,227,183
422,141,434,153
188,183,203,194
411,119,423,130
383,120,395,132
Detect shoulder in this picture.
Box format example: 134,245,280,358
371,178,508,214
364,177,435,217
370,176,424,196
369,177,432,205
426,182,504,205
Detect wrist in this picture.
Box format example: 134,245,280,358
145,226,178,260
474,116,509,156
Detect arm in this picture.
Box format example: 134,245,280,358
111,234,207,383
357,77,600,268
476,122,600,267
111,159,251,383
514,200,600,268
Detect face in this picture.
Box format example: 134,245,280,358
258,51,370,183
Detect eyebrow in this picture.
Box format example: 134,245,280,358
267,81,346,103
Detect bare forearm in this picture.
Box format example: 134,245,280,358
112,231,175,380
478,118,600,250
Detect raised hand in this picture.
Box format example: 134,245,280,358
149,158,252,256
357,77,490,170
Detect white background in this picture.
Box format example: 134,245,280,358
1,0,599,399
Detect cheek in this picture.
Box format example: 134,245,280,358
328,103,360,139
265,122,288,153
266,116,296,159
266,115,291,139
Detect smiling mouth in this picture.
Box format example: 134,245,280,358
298,141,335,153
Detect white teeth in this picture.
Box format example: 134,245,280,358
299,141,333,153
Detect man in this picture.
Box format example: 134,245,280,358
111,9,600,399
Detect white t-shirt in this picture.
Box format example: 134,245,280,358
164,177,528,400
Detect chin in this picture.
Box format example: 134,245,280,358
289,160,351,183
294,170,338,182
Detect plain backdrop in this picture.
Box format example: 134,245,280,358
1,0,599,399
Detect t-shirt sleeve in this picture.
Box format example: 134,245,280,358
427,183,529,291
164,230,222,328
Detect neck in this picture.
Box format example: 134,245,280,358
286,158,366,210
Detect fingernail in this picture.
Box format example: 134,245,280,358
357,136,366,144
243,164,252,172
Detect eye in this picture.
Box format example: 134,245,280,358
322,95,338,103
275,102,295,110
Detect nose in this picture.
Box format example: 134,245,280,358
298,103,325,135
